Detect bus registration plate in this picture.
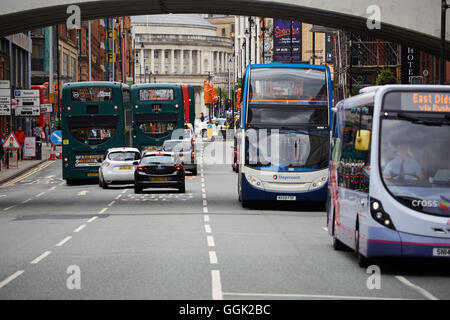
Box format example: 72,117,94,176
277,195,296,201
433,248,450,257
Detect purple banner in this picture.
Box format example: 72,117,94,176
273,19,302,62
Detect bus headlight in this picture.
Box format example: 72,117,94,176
370,198,396,230
246,174,262,188
310,176,328,190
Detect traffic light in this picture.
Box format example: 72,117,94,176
396,67,402,81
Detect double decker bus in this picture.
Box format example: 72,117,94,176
328,85,450,267
238,63,333,207
131,84,185,151
61,81,132,184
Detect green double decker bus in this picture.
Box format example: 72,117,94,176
61,81,132,184
131,84,185,151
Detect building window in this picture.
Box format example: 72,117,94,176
164,66,168,74
222,28,226,36
154,50,159,59
144,50,150,59
165,50,169,59
154,66,159,74
63,53,68,77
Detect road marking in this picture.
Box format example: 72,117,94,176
35,192,45,197
322,227,328,232
207,235,215,247
108,200,116,207
209,251,218,264
121,189,128,194
221,292,410,300
115,194,122,200
73,225,86,233
203,200,207,206
0,161,56,188
0,195,5,198
0,270,25,289
99,208,108,214
30,251,52,264
204,224,212,233
395,276,439,300
56,236,72,247
202,188,206,193
22,198,32,204
201,178,205,183
49,186,57,191
203,207,209,213
78,190,88,196
87,216,98,223
211,270,223,300
204,215,210,222
3,205,16,211
202,194,206,199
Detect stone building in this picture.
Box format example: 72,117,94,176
132,14,234,116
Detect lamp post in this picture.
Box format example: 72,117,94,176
242,38,246,73
441,0,449,84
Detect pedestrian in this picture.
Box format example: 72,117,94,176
33,122,43,160
14,126,25,161
0,133,8,169
44,124,50,146
200,112,205,122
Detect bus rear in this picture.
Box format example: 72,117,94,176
61,82,129,183
131,84,185,151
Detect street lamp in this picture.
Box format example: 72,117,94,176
441,0,450,84
242,38,247,73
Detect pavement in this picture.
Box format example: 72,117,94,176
0,144,60,185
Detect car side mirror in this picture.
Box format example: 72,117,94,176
133,161,139,165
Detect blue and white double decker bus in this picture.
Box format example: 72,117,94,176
328,85,450,267
237,63,333,207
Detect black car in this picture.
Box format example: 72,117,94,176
134,152,185,193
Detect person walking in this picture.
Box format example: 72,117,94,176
44,124,50,146
33,122,43,160
0,133,8,169
14,126,25,161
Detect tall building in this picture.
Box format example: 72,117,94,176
132,14,233,116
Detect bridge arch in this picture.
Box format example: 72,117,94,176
1,0,449,58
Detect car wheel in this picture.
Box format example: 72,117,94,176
178,183,186,193
134,186,142,194
102,180,109,189
191,168,197,176
98,176,103,187
66,179,75,185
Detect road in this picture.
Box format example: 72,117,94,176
0,140,449,300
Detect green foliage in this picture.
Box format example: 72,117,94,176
376,69,398,85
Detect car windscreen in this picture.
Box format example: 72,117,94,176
141,156,175,165
108,151,140,161
163,141,192,152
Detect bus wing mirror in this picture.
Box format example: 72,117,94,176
355,130,371,151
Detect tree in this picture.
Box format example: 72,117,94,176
376,69,398,85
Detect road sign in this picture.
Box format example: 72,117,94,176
51,130,62,145
14,89,40,116
3,132,20,149
40,104,53,113
0,88,11,116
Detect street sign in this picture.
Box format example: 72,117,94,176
24,136,36,159
40,104,53,113
3,132,20,149
0,88,11,116
14,89,40,116
51,130,62,145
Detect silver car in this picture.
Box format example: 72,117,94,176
162,139,197,175
99,147,142,189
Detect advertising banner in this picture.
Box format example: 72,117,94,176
273,19,302,62
24,136,36,159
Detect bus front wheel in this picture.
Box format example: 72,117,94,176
355,227,371,268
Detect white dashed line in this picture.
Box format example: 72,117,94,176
49,186,57,191
121,189,128,194
22,198,32,204
30,251,52,264
99,208,108,214
87,216,98,223
56,236,72,247
3,205,16,211
209,251,218,264
115,194,122,200
35,192,46,197
0,270,25,289
204,224,212,233
203,200,207,206
204,215,210,222
203,207,209,214
73,225,86,233
108,200,115,207
211,270,223,300
395,276,439,300
207,235,215,247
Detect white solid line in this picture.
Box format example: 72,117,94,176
207,235,215,247
87,216,98,223
209,251,218,264
30,251,52,264
3,205,16,211
108,200,115,207
204,224,212,233
204,215,210,222
99,208,108,214
35,192,45,197
0,270,25,289
203,207,209,214
395,276,439,300
211,270,223,300
56,236,72,247
73,225,86,233
115,194,122,200
221,292,410,300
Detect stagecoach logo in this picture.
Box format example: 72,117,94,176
272,174,301,181
273,175,278,180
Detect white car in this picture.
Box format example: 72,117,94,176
99,147,142,189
